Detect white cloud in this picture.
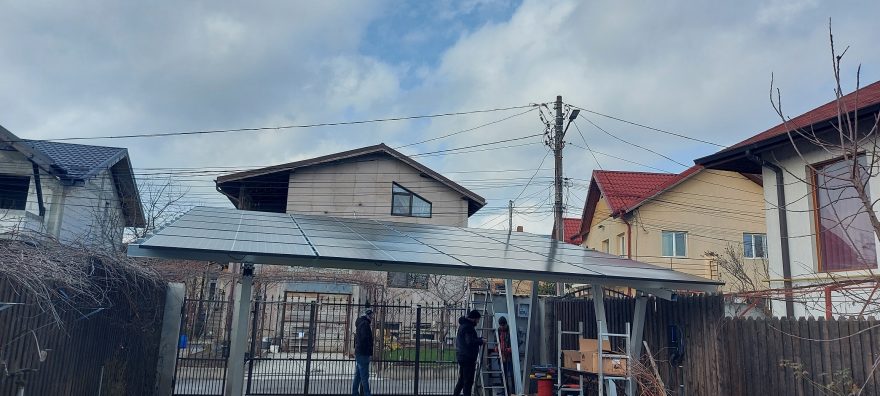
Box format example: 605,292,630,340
1,0,879,235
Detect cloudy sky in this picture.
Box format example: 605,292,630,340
2,0,879,234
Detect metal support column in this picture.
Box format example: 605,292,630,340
590,284,617,396
630,291,648,360
521,280,540,395
224,263,254,396
504,279,523,395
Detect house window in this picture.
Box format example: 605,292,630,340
391,183,432,218
743,233,767,258
617,233,626,257
814,155,877,271
661,231,687,257
0,175,29,210
601,239,610,253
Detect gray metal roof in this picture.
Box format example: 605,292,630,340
24,141,128,181
128,207,721,292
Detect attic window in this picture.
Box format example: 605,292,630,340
0,175,29,210
391,183,432,218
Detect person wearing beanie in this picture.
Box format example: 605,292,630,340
454,309,484,396
352,308,375,396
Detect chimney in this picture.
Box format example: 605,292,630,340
516,226,523,232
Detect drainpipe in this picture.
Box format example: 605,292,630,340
746,151,795,317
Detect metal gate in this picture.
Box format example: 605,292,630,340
174,297,233,395
172,294,466,396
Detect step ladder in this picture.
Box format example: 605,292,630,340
470,279,508,396
597,321,633,396
557,321,584,396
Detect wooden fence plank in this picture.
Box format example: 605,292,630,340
828,317,843,392
806,317,821,396
798,318,813,396
848,317,865,392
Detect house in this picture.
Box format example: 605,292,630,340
550,217,584,245
575,166,767,290
215,143,486,301
0,125,144,250
696,80,880,318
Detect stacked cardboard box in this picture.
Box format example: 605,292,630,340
560,338,627,376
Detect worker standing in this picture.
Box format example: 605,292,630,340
454,310,484,396
496,316,514,394
352,308,375,396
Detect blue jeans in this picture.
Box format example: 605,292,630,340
352,355,371,396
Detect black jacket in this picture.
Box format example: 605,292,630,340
455,316,483,363
354,315,373,356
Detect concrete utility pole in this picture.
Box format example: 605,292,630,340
508,199,514,233
552,96,566,296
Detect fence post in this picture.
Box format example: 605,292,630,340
246,296,260,394
414,305,422,396
303,301,318,396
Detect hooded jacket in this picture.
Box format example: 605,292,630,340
455,316,483,363
354,315,374,356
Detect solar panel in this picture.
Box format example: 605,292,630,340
128,206,720,291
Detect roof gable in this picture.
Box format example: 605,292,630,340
577,166,703,237
216,143,487,216
0,124,145,227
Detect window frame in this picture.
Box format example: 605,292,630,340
390,182,432,218
601,239,610,254
0,175,30,211
743,233,768,259
617,233,626,257
661,230,688,258
811,155,878,272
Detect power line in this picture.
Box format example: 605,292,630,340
570,105,726,147
394,107,538,149
19,104,536,142
576,118,690,168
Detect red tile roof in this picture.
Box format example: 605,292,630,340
577,166,704,237
562,218,583,245
719,80,880,155
594,165,702,215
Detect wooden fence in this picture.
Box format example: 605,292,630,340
551,295,880,395
0,278,167,395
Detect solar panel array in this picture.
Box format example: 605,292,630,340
131,207,720,290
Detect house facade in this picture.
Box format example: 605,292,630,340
697,80,880,318
576,166,767,291
215,144,486,302
0,125,144,250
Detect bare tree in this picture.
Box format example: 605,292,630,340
768,21,880,316
128,177,191,241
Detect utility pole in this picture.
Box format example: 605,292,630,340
552,95,565,296
508,200,513,233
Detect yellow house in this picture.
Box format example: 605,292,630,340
577,166,768,290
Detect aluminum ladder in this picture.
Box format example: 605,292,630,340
597,321,633,396
470,279,507,396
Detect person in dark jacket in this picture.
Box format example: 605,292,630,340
352,309,374,396
454,310,484,396
495,316,514,394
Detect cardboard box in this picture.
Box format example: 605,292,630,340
562,350,582,370
578,338,611,353
579,351,627,376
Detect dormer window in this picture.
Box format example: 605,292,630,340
391,183,432,218
0,175,29,210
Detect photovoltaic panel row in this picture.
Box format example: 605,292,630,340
132,207,720,288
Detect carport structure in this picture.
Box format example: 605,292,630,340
129,207,720,396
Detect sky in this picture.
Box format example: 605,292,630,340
1,0,880,235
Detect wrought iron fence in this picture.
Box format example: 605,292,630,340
173,294,468,396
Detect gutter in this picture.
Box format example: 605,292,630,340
746,150,795,317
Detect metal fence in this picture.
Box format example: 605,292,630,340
173,294,468,396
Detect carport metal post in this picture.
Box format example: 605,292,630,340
503,279,524,395
224,263,254,396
